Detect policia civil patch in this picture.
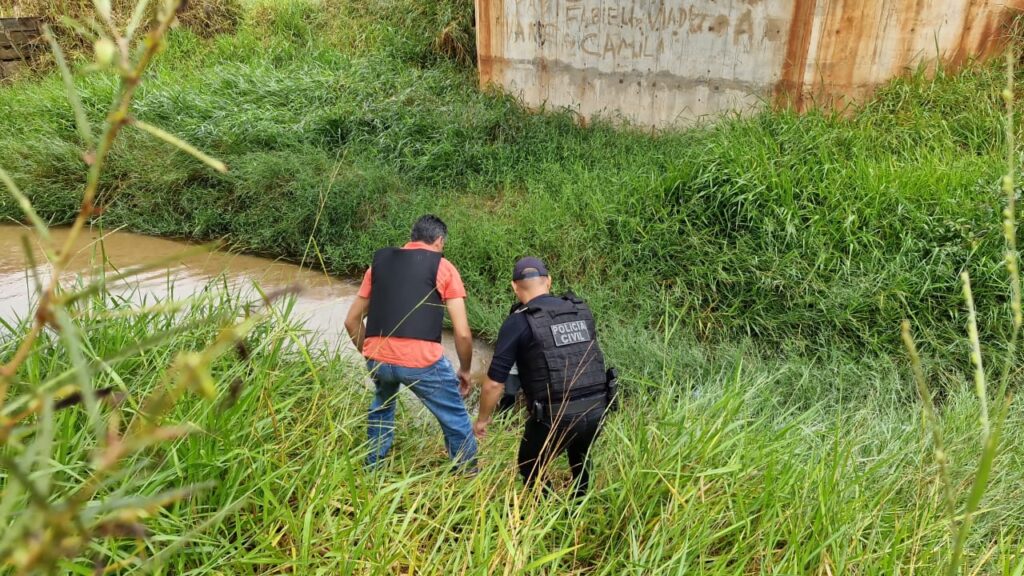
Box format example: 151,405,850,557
550,320,592,347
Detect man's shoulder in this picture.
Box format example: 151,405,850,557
437,258,463,284
438,256,458,270
435,257,466,299
499,307,531,335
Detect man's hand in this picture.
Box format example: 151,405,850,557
475,377,504,438
458,368,472,398
446,298,474,386
473,418,489,439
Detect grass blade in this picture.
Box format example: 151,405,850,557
42,25,94,149
0,168,51,245
130,119,228,173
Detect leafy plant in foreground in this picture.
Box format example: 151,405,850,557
902,49,1023,576
0,0,259,572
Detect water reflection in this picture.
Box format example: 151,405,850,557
0,225,492,373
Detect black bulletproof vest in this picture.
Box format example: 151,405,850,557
518,293,607,405
364,247,444,342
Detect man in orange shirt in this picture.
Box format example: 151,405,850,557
344,215,477,469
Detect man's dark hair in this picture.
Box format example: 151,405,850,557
411,214,448,244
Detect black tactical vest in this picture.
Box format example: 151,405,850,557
518,293,607,408
364,247,444,342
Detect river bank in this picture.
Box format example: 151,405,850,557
0,0,1018,366
0,224,494,375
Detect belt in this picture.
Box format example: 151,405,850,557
535,394,606,421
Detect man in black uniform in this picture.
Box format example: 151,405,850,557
473,257,613,497
496,300,527,414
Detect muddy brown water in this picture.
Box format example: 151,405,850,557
0,225,493,377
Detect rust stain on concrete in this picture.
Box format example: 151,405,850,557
477,0,1023,127
475,0,504,88
776,0,819,110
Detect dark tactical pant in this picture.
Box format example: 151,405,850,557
497,392,518,413
497,371,521,414
518,406,605,498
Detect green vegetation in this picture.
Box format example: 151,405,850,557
1,0,1019,367
2,294,1023,573
2,0,1024,572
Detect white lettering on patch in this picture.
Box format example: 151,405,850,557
550,321,592,347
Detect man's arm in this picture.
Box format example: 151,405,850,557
473,377,504,437
344,296,369,353
445,297,473,396
473,312,526,438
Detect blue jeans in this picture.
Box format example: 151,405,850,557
366,356,477,468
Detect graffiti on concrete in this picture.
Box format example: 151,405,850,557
477,0,1024,127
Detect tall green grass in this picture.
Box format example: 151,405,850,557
2,1,1024,572
3,287,1023,573
0,0,1018,372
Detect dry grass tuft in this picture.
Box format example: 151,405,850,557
3,0,242,42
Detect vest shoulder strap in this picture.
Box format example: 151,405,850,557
562,291,585,305
525,293,591,318
526,293,575,312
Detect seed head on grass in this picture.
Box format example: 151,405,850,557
0,0,250,570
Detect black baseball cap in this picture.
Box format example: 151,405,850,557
513,256,549,281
